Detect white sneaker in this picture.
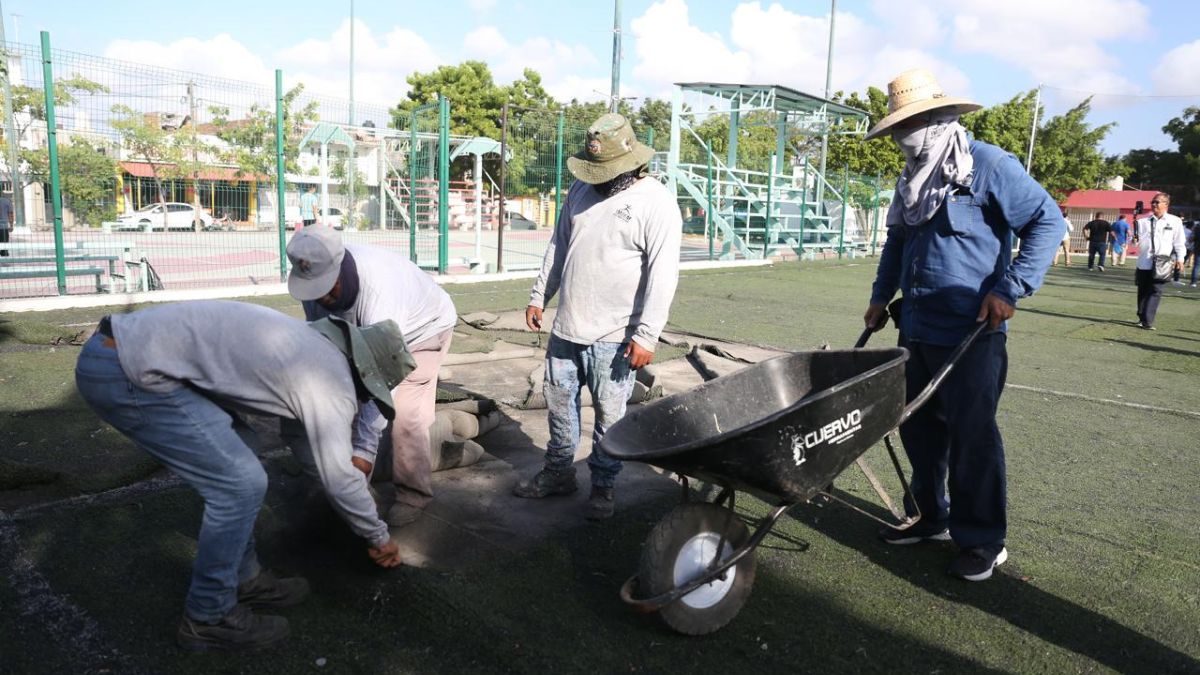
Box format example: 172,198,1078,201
1173,281,1185,286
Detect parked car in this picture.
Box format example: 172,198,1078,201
682,215,708,235
504,211,538,231
115,202,213,231
287,206,345,231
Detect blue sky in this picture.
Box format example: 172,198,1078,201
14,0,1200,155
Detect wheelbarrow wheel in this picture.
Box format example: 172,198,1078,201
639,502,756,635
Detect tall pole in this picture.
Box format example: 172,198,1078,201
275,70,287,281
0,4,23,228
347,0,356,229
40,31,65,293
609,0,621,113
496,102,508,272
187,80,201,229
1025,84,1041,173
817,0,836,209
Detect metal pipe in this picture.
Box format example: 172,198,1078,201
40,31,65,294
275,70,286,281
0,4,25,228
497,102,508,272
609,0,621,113
1025,84,1041,173
817,0,837,209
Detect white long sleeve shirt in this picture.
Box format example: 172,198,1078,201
1134,214,1187,270
530,177,682,350
111,300,390,548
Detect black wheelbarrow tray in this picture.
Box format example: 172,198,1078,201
599,324,984,635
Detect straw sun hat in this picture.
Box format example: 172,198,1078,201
864,68,982,141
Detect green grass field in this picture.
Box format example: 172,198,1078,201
1,259,1197,673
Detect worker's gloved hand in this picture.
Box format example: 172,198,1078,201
526,305,543,332
863,303,888,332
368,538,402,568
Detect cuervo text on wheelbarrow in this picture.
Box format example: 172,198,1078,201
789,408,864,466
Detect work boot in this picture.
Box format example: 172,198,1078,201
585,486,615,521
237,570,310,609
386,502,424,528
512,466,578,498
176,604,289,652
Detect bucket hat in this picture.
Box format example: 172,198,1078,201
566,113,656,184
864,69,982,141
287,225,344,301
310,316,416,420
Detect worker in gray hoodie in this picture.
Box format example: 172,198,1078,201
74,300,414,652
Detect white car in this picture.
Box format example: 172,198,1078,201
116,202,213,231
287,206,345,231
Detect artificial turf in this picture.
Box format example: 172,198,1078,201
1,258,1197,673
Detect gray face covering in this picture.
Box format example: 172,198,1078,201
885,112,974,227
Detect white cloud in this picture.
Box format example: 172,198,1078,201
461,26,601,102
467,0,497,11
1152,39,1200,94
627,0,967,103
104,33,272,84
944,0,1148,94
275,19,440,107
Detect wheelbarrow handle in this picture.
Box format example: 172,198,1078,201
896,321,989,426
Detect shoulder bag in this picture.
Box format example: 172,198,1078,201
1149,219,1174,282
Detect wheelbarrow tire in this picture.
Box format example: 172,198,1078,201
639,502,756,635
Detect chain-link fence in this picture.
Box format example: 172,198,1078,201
1,33,884,300
0,33,448,299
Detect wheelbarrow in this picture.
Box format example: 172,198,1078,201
599,318,986,635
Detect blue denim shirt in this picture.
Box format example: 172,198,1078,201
870,141,1064,346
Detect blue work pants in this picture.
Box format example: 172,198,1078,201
898,332,1008,556
74,333,264,622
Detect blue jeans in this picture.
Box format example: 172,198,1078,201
898,332,1008,556
74,333,264,622
543,335,637,488
1087,241,1107,268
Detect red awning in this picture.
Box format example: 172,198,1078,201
1063,189,1161,210
120,161,265,182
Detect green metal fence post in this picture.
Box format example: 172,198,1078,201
838,165,849,260
798,159,808,259
40,32,66,294
871,173,881,257
646,126,655,150
275,70,287,281
437,94,450,274
763,153,773,259
555,110,564,228
706,147,714,261
408,110,418,264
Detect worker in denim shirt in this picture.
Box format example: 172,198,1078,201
862,70,1062,582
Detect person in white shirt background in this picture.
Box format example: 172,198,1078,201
1131,192,1186,330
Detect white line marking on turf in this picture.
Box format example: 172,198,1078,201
0,510,137,672
1008,384,1200,419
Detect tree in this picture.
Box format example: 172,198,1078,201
58,140,118,227
635,98,672,150
1028,98,1116,201
826,87,904,180
0,75,109,188
961,90,1039,157
110,105,185,210
392,61,506,139
207,83,320,182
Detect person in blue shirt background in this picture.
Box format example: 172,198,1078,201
1110,214,1131,266
862,69,1062,582
299,185,318,229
